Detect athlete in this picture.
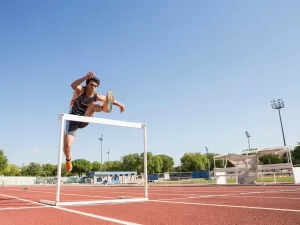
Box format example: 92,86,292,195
64,72,125,172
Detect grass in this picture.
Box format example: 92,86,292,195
149,176,295,185
256,176,294,183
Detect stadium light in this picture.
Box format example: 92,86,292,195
270,99,286,146
107,148,110,162
245,131,251,152
99,134,103,164
205,146,211,182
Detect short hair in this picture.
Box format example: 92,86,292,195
86,77,100,86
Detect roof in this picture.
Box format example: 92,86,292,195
86,171,137,176
214,145,296,159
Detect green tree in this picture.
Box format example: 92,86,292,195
172,165,183,172
0,150,8,175
259,154,284,165
60,163,68,177
21,162,43,176
121,153,141,172
92,161,104,171
149,155,163,174
3,165,11,176
140,152,154,174
205,153,215,171
42,163,55,177
156,155,174,173
72,159,92,177
3,164,20,176
104,161,123,171
180,153,208,172
138,152,165,174
20,165,28,176
292,145,300,165
52,163,67,177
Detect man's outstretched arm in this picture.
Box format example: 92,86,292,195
113,99,125,112
71,72,94,93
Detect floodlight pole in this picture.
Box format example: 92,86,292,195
245,131,251,154
271,99,288,163
205,146,211,183
107,148,110,162
99,134,103,164
271,99,286,146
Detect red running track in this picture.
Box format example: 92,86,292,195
0,185,300,225
0,207,115,225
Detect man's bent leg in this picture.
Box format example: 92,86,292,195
64,120,78,173
84,92,114,118
85,103,103,117
64,134,74,172
77,104,104,129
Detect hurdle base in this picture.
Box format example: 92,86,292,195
39,198,149,206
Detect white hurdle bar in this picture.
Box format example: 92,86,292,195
60,113,144,129
40,113,148,206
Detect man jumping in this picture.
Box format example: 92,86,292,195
64,72,125,173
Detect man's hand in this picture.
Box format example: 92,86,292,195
85,72,95,80
119,104,125,113
71,72,95,93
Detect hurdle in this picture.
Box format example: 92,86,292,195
40,113,149,206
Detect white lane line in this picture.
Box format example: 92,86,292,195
0,206,49,211
0,193,45,206
211,195,300,200
4,186,299,199
13,186,300,197
0,193,141,225
56,207,141,225
155,192,247,201
150,199,300,213
3,185,299,196
154,189,300,201
1,188,139,200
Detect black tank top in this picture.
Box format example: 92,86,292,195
70,87,97,116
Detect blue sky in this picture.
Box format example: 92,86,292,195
1,0,300,167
